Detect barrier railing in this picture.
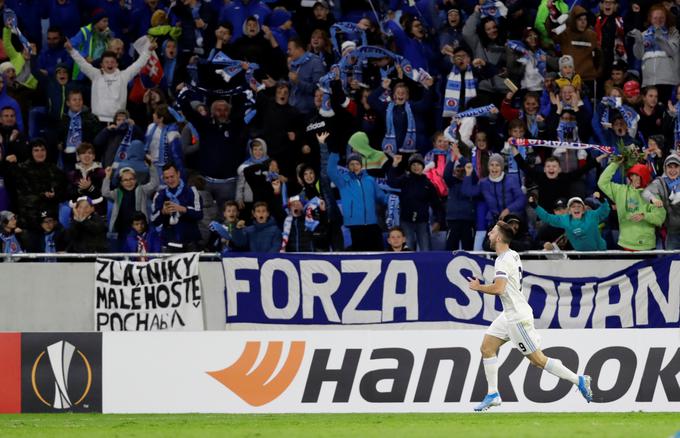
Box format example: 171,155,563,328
2,249,680,262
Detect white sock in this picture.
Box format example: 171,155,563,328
483,357,499,394
544,358,579,385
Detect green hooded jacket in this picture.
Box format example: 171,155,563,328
598,162,666,250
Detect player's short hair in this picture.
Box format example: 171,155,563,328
495,221,515,244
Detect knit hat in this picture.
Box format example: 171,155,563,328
504,214,521,225
408,153,425,168
341,41,356,56
567,197,585,208
347,153,363,166
0,62,15,74
664,154,680,167
0,210,15,225
150,10,168,27
488,153,505,168
558,55,574,69
627,163,652,188
313,0,329,9
91,8,108,26
623,80,640,98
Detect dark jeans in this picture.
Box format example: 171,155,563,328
348,224,384,251
446,219,475,251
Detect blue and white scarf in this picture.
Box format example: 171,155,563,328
382,101,416,154
455,104,496,119
386,193,400,228
506,40,546,76
601,96,639,135
113,123,134,167
304,196,322,232
164,179,185,225
674,102,680,149
209,220,233,241
663,176,680,201
642,26,668,54
66,110,82,153
330,22,367,56
145,123,171,166
4,9,31,55
510,138,614,155
480,1,508,20
290,51,314,71
557,120,579,142
318,65,340,117
1,232,22,257
519,110,539,137
191,5,204,48
443,66,476,117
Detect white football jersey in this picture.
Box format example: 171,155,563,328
494,249,534,322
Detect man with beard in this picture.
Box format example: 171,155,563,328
468,220,593,411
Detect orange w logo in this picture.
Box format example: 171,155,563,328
207,341,305,406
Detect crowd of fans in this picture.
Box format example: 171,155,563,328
0,0,679,257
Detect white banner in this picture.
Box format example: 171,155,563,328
102,329,680,413
94,254,203,331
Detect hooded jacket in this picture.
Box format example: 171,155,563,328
598,161,666,250
327,151,388,227
545,6,602,81
643,169,680,235
236,139,269,205
462,172,526,226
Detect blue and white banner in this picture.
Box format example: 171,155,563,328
222,253,680,328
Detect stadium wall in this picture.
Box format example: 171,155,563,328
0,257,647,331
1,329,678,413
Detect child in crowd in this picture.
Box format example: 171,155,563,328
123,211,161,257
555,55,582,92
208,200,243,255
231,202,281,253
386,226,410,252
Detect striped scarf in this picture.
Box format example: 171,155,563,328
643,26,668,54
675,103,680,150
382,102,416,154
510,138,614,155
507,40,546,77
66,110,82,154
443,66,476,117
330,22,367,56
113,123,134,168
1,232,22,257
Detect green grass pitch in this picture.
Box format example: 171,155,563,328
0,413,678,437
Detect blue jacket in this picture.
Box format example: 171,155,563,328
443,161,476,221
123,228,162,254
38,47,73,77
384,19,438,72
219,0,271,40
231,217,281,252
289,53,325,116
151,184,203,246
48,0,82,39
535,201,610,251
0,81,23,131
327,152,388,226
463,173,526,225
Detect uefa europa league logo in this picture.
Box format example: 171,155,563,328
31,340,93,409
